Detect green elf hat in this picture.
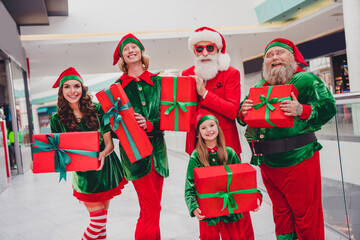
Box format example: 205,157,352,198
52,67,83,88
195,110,219,132
113,33,145,65
264,38,308,66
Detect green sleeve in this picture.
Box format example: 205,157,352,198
50,114,63,133
147,116,160,133
185,150,202,217
226,146,241,164
147,75,161,132
294,72,336,128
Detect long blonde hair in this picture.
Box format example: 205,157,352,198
118,51,150,74
196,121,228,167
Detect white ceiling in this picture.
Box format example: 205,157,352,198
19,0,344,99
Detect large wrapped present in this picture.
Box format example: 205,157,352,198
194,163,260,219
160,76,197,132
96,83,153,163
32,131,100,181
244,84,299,128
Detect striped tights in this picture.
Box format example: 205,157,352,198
82,209,107,240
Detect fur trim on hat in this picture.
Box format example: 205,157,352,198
217,53,231,71
188,30,223,52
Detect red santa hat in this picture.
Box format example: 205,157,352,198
52,67,83,88
113,33,145,65
264,38,308,66
188,26,231,71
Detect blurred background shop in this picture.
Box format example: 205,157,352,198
0,0,359,239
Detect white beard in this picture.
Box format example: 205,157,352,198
194,54,219,81
262,58,298,85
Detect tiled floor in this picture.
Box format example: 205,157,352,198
0,150,276,240
0,150,349,240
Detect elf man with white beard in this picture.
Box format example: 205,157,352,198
238,38,336,239
182,26,255,240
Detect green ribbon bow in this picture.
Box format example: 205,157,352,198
161,77,197,131
103,88,142,161
196,165,259,214
252,86,291,127
32,134,98,182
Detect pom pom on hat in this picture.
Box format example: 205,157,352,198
264,38,307,66
195,110,219,132
52,67,83,88
113,33,145,65
188,26,230,71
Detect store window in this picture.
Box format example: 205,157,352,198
332,54,349,94
309,56,333,93
307,52,349,95
10,62,32,172
37,106,57,133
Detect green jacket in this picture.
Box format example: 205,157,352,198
238,71,336,168
185,146,243,225
114,71,169,181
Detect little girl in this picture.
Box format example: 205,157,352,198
185,112,260,240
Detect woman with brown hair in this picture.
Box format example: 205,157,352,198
112,34,168,240
185,111,260,240
50,67,127,240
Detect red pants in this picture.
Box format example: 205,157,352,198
235,212,254,240
132,161,164,240
199,220,243,240
260,151,324,240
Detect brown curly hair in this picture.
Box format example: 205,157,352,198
57,84,99,131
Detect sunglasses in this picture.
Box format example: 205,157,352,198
194,44,216,53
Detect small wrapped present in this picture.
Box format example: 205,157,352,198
160,76,197,132
32,131,100,181
194,163,260,219
96,83,153,163
244,84,299,128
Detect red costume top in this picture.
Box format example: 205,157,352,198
182,66,241,156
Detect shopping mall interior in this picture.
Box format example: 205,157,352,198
0,0,359,239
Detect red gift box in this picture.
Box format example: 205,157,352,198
244,84,298,128
96,83,153,163
160,76,197,132
32,131,100,180
194,163,259,219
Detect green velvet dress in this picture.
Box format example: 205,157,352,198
50,102,127,202
114,71,169,181
185,146,243,225
238,71,337,168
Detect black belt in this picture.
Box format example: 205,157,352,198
249,132,316,156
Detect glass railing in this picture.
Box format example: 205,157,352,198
240,92,360,239
317,92,360,240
